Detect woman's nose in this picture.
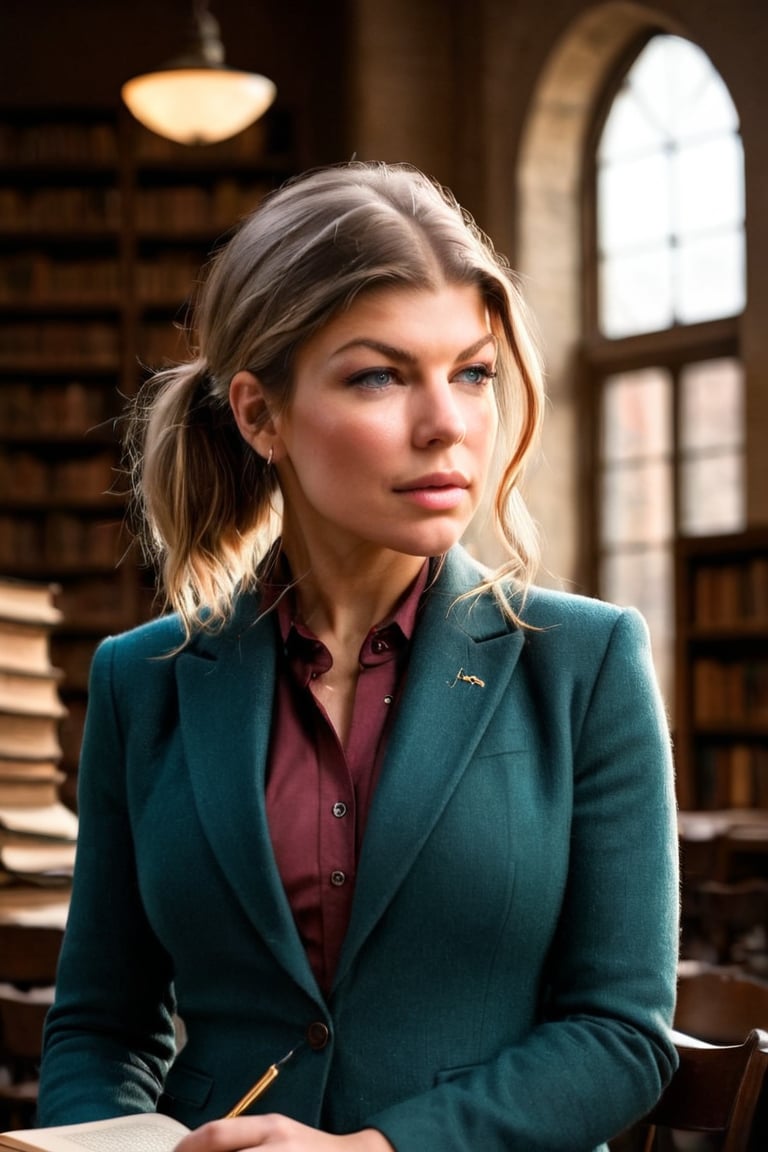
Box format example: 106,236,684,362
412,380,467,447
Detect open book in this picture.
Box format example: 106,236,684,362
0,1114,190,1152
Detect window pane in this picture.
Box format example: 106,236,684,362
625,37,679,137
680,358,744,451
676,62,740,140
628,35,733,142
597,86,664,162
677,229,746,322
598,152,669,249
600,247,674,337
602,369,672,462
601,459,673,546
680,450,745,535
674,136,744,235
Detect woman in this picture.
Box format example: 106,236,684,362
38,162,679,1151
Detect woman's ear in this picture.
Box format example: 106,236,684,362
229,371,283,462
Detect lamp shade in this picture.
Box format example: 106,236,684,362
121,67,277,145
121,3,277,147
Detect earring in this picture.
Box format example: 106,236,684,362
266,447,274,468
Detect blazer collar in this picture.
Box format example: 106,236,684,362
174,547,526,1001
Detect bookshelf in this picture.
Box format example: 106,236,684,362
0,107,295,805
675,529,768,811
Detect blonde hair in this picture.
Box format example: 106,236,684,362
127,161,545,636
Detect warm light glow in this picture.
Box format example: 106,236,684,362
121,68,276,146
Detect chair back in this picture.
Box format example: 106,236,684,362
642,1028,768,1152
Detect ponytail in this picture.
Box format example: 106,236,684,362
126,359,279,638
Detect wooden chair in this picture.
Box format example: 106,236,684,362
640,1028,768,1151
0,923,63,1130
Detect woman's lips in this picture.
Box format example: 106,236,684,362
394,473,468,510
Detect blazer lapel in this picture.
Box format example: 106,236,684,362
333,548,526,989
175,599,319,1002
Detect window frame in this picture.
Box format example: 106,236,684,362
581,30,743,597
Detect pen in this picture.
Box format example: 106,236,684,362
224,1044,301,1118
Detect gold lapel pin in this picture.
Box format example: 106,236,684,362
451,667,486,688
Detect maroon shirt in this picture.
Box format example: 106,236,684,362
264,563,429,995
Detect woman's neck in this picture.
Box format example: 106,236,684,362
279,534,428,650
276,535,430,748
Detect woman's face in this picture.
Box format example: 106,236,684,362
271,282,499,564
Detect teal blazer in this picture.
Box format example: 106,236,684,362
39,546,679,1151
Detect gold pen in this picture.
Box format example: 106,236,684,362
224,1044,301,1118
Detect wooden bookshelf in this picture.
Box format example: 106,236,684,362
675,529,768,811
0,107,295,803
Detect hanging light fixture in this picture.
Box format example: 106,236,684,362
121,1,277,146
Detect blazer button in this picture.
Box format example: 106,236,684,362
307,1021,330,1050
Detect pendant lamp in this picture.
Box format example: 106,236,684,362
121,1,276,146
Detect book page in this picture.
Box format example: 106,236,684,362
0,579,62,626
0,1113,190,1152
0,624,55,675
0,804,78,842
0,841,76,875
0,667,65,717
0,713,62,761
0,896,69,927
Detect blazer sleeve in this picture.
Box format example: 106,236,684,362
367,607,680,1152
37,636,178,1124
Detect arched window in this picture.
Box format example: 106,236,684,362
588,33,746,708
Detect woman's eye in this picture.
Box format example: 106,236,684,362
347,368,397,390
455,364,497,386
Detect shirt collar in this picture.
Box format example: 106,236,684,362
262,553,430,663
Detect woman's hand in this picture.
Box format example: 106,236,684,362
173,1114,395,1152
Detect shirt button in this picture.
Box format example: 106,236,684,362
306,1021,330,1050
332,802,347,818
383,695,393,705
371,638,388,653
330,870,346,887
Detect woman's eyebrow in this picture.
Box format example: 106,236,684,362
331,333,496,363
332,338,417,363
457,334,497,360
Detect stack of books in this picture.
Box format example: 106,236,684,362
0,578,76,928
